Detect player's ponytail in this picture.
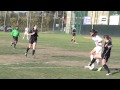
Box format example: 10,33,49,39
104,35,112,40
90,29,97,36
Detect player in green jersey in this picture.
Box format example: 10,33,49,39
11,26,20,49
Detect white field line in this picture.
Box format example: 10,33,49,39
0,66,73,69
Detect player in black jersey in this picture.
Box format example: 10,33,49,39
71,26,78,44
24,25,38,58
88,35,112,75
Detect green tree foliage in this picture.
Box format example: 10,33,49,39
0,11,66,32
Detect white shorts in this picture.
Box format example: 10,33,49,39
24,32,28,35
93,46,102,54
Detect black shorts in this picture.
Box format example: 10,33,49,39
101,53,110,62
13,36,18,41
72,33,76,36
29,38,37,44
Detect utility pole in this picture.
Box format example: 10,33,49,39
4,11,7,32
91,11,94,29
41,11,44,32
29,12,31,30
61,11,64,31
27,11,29,27
53,11,56,32
17,12,19,26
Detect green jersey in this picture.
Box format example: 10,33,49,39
11,29,20,37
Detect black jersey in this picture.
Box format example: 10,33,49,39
102,40,112,57
72,29,76,33
29,29,38,40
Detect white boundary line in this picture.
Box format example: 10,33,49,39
0,66,74,69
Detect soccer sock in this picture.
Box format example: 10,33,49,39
11,42,14,46
71,39,73,41
96,59,100,65
89,58,96,66
90,55,93,61
26,47,30,53
32,50,35,56
103,64,110,73
14,43,16,48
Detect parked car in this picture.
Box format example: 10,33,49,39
5,26,13,32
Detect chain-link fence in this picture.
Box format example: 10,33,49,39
1,11,120,36
69,11,120,36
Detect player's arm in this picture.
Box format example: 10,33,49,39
103,41,112,58
28,31,35,35
107,41,112,48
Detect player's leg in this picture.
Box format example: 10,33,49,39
71,35,74,42
13,37,18,49
95,46,102,65
89,49,96,67
11,36,15,46
85,49,95,69
25,39,32,57
102,56,111,75
95,46,103,71
88,54,101,70
32,42,37,58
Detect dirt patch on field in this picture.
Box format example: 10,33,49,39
0,45,89,67
0,45,120,68
84,36,91,40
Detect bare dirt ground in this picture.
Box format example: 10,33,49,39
0,41,120,68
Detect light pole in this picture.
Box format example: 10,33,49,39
27,11,29,27
41,11,44,32
4,11,7,32
17,12,19,26
53,11,56,32
61,11,64,31
29,12,31,30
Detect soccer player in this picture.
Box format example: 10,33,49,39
88,35,112,75
23,26,29,40
71,26,78,44
85,29,102,70
11,26,20,49
24,25,38,58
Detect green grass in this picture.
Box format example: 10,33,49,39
0,32,120,79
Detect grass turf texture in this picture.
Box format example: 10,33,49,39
0,32,120,79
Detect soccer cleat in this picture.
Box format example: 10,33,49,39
84,65,91,69
106,73,112,76
11,42,13,46
96,60,101,65
74,42,78,44
97,67,103,71
89,65,94,70
25,53,27,57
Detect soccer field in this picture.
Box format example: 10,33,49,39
0,32,120,79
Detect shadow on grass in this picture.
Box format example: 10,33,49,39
91,68,120,75
110,68,120,75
